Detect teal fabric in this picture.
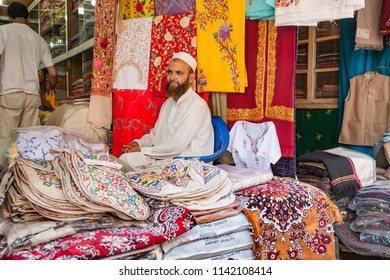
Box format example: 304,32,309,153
246,0,275,20
338,19,390,157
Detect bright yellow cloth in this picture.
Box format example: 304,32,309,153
122,0,155,19
196,0,247,93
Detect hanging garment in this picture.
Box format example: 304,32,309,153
148,12,197,97
111,89,164,157
113,17,153,90
355,0,384,51
121,0,155,19
154,0,196,15
227,20,295,158
196,0,246,93
246,0,276,20
89,0,116,130
379,0,390,36
228,121,281,170
339,72,390,146
275,0,365,26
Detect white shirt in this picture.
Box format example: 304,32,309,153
135,88,214,159
0,23,54,95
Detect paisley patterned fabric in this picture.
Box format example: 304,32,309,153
2,206,196,260
148,12,197,97
236,176,343,260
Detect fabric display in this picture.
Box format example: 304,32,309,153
126,159,235,211
227,20,296,159
162,212,250,253
163,229,253,260
1,206,196,260
149,12,197,97
236,176,342,260
338,72,390,146
154,0,196,16
297,149,362,199
355,0,384,51
121,0,155,19
113,17,153,90
380,0,390,36
216,163,273,192
228,121,282,170
245,0,275,20
332,180,390,258
190,195,248,224
274,0,365,26
202,248,255,260
196,0,246,93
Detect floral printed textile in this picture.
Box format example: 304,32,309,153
89,0,117,130
196,0,246,93
149,12,197,97
154,0,196,15
236,177,343,260
2,206,196,260
121,0,155,19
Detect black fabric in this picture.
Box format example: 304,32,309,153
297,150,361,199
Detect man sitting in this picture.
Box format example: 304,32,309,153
119,52,214,171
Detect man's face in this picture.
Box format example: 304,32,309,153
165,59,194,100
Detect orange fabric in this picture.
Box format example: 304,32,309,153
236,177,343,260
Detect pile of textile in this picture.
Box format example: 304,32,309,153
334,180,390,259
349,180,390,247
296,147,376,201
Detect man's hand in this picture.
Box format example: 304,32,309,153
122,142,141,153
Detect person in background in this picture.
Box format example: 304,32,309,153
0,1,57,139
119,52,214,172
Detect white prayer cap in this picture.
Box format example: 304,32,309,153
170,52,197,72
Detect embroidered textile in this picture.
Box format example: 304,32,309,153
275,0,365,26
113,17,153,90
2,206,196,260
111,89,164,157
227,20,295,158
121,0,155,19
236,176,343,260
155,0,196,16
89,0,116,129
196,0,246,93
228,121,281,170
149,12,197,97
127,159,234,210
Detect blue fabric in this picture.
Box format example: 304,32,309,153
338,19,390,157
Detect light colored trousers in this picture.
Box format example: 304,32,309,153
0,91,40,138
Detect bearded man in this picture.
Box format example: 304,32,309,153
119,52,214,172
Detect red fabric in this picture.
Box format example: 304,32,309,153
3,206,196,260
227,20,296,157
148,12,197,97
380,0,390,35
112,89,166,157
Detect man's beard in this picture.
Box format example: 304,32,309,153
165,78,190,99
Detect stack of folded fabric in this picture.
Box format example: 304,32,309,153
162,212,253,260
